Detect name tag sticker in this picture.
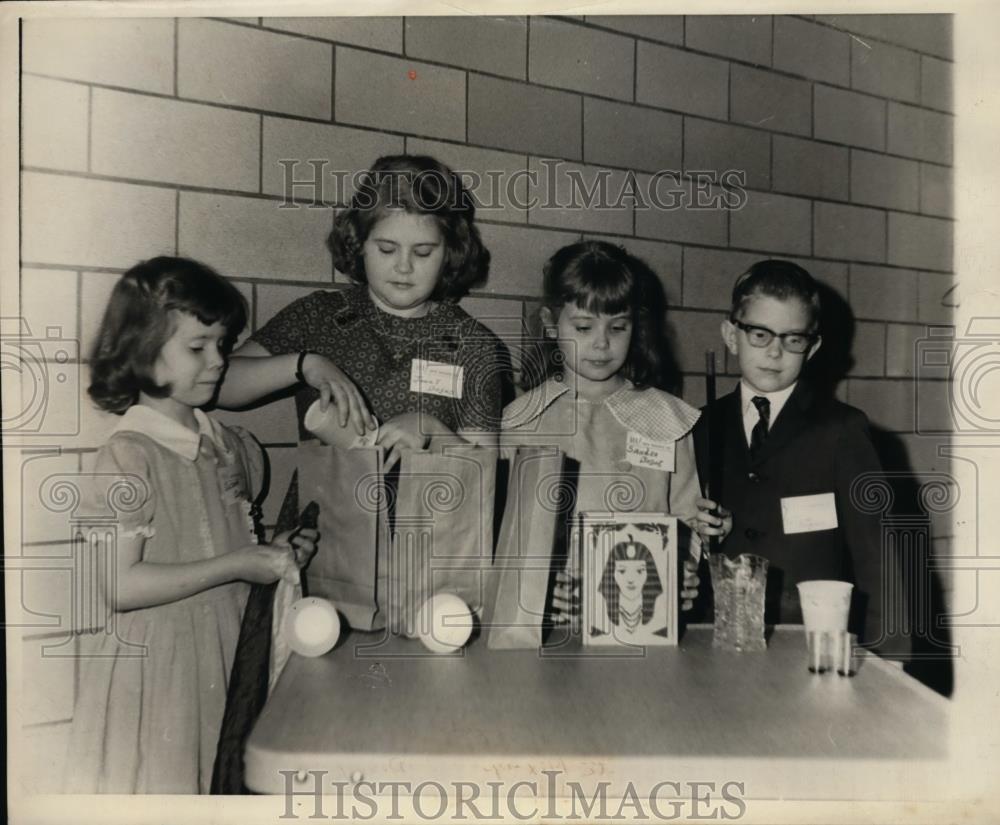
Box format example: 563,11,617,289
410,359,464,399
625,431,676,472
217,461,247,505
781,492,838,534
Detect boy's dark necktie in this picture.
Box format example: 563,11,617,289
749,395,770,459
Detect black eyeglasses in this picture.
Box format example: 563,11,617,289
730,318,817,354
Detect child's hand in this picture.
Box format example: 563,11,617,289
376,412,435,470
551,569,579,624
230,545,298,585
300,353,378,436
681,557,700,611
694,497,732,541
273,527,319,571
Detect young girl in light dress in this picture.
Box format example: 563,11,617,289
501,241,724,626
65,257,316,793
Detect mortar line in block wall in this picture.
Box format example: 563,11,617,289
19,66,955,163
805,15,954,64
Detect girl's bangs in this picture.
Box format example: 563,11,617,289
571,261,635,316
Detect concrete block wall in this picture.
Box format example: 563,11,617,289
15,14,955,787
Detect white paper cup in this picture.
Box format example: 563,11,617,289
797,580,853,634
285,597,341,657
304,399,378,449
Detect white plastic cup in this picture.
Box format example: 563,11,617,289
304,399,378,449
797,580,853,634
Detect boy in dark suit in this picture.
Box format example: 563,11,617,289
694,260,888,647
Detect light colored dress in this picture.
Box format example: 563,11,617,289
64,406,263,794
500,378,702,525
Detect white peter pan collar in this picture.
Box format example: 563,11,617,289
112,405,229,461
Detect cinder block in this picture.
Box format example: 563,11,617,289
850,149,919,212
680,371,739,408
684,15,772,66
884,14,952,60
586,16,683,45
887,213,953,272
406,16,526,79
814,85,886,151
684,117,770,191
909,376,952,433
790,257,848,298
772,135,849,201
16,565,74,636
468,75,581,161
22,173,175,270
262,119,403,205
848,321,886,377
887,103,953,165
850,38,920,103
213,398,299,446
526,159,633,235
813,15,889,42
849,264,919,322
263,16,402,52
731,65,811,136
730,191,812,256
529,18,633,101
22,76,88,172
21,636,75,724
20,269,78,345
178,192,333,282
636,41,729,120
91,89,259,191
179,19,331,119
254,283,331,331
459,296,528,371
18,723,70,795
19,452,81,545
847,378,917,432
22,17,174,94
666,309,731,375
336,48,465,141
476,222,581,297
584,99,682,173
920,56,952,112
408,139,530,225
814,202,885,263
634,172,728,247
583,234,683,307
886,323,927,377
916,271,956,324
773,17,850,86
682,247,759,311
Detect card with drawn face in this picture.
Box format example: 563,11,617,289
580,513,678,647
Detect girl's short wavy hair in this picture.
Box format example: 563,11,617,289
522,240,665,390
328,155,490,300
88,257,247,414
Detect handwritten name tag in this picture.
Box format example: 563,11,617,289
410,359,464,399
781,492,839,534
625,431,675,472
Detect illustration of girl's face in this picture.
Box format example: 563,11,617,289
614,560,647,597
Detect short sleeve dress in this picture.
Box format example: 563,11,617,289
64,406,265,794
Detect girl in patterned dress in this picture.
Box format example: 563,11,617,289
65,258,317,793
211,155,508,791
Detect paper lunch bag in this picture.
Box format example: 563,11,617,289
390,447,498,636
484,447,568,649
297,441,498,633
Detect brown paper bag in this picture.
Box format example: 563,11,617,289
297,441,388,631
484,447,567,649
390,447,498,635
